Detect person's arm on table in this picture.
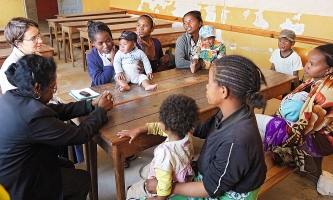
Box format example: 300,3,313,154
87,51,115,86
117,122,166,143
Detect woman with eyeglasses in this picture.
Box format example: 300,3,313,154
0,54,114,200
0,17,43,94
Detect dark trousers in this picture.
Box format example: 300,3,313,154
58,157,91,200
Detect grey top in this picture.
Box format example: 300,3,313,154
113,47,152,74
175,33,200,69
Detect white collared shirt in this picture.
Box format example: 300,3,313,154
0,47,24,94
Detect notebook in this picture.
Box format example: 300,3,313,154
69,88,100,101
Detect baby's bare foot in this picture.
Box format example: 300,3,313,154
145,84,158,91
118,85,131,92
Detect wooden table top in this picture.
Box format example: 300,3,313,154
59,14,131,28
0,44,54,59
77,20,172,33
55,10,126,18
47,14,130,24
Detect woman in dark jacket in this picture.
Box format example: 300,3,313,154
0,54,114,200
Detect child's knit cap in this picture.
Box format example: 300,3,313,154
199,25,215,38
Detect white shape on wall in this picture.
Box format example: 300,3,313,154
215,29,223,43
279,18,305,35
171,2,201,17
292,13,302,21
138,0,172,12
243,9,250,20
253,10,269,30
221,8,230,24
204,5,217,22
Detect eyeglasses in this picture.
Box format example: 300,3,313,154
23,33,41,43
49,84,57,94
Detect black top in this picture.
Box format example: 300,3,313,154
194,104,266,197
0,91,108,200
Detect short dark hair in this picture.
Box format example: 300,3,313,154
87,20,113,43
315,44,333,68
213,55,267,109
5,17,39,45
183,10,203,24
159,94,199,138
5,54,57,98
138,14,154,28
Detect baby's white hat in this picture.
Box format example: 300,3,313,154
199,25,215,38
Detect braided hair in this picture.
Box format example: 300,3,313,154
213,55,267,109
87,20,113,43
315,44,333,68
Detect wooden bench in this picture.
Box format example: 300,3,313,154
47,13,131,48
0,35,10,49
0,27,4,36
259,152,295,197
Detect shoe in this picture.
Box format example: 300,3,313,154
126,154,138,161
124,159,130,168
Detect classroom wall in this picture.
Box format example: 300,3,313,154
0,0,25,26
82,0,109,12
107,0,333,69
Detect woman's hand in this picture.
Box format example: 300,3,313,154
109,44,116,66
117,128,141,143
95,91,114,111
117,72,126,80
147,73,153,80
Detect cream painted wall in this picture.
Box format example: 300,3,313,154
107,0,333,70
0,0,25,26
82,0,110,12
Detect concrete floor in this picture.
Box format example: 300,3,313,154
43,21,333,199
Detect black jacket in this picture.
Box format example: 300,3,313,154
194,104,266,198
0,91,108,200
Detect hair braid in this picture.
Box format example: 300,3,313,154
213,55,267,109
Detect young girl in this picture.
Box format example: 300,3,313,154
144,55,267,200
175,10,204,73
0,17,43,94
136,14,174,72
117,94,199,200
86,20,117,86
114,30,157,91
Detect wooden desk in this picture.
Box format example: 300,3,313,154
0,27,5,36
0,44,54,68
0,36,10,49
81,26,184,71
47,14,130,48
55,68,297,200
59,14,131,65
55,10,125,18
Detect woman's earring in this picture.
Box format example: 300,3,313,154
33,92,41,99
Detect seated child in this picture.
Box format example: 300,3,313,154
191,25,226,69
281,91,308,123
270,29,303,91
117,94,199,200
114,30,157,92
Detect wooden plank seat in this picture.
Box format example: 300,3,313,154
55,10,126,19
258,152,295,197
